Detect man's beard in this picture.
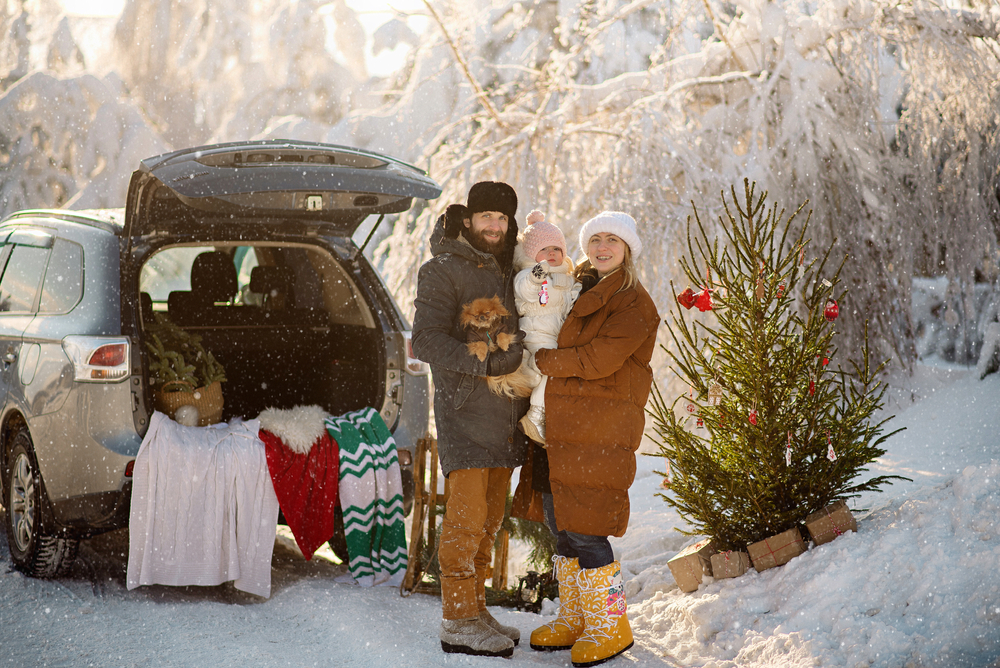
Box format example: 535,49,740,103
465,226,506,256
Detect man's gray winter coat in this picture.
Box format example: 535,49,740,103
412,216,529,475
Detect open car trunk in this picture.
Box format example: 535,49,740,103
137,242,384,424
120,140,442,426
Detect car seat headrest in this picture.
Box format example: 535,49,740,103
191,252,237,303
249,265,294,299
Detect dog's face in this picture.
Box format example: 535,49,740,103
460,295,509,330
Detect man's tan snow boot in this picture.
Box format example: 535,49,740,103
529,556,583,651
479,609,520,645
440,617,515,658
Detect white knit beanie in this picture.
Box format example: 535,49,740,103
578,211,642,259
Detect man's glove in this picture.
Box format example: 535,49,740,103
529,262,549,283
486,342,523,376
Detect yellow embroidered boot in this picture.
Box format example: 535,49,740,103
529,556,583,651
571,561,633,667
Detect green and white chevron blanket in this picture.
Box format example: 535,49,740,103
325,408,408,586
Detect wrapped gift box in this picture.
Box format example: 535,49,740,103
667,538,717,593
804,499,857,546
747,527,806,572
710,550,751,579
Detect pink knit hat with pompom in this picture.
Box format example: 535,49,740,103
521,210,567,262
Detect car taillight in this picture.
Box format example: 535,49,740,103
63,336,130,382
401,331,428,376
125,460,135,477
89,343,127,367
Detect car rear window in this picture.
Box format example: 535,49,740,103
139,244,374,328
0,245,50,313
39,239,84,314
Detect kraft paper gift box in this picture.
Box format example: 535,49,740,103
710,550,751,579
804,499,857,546
747,527,806,572
667,538,717,593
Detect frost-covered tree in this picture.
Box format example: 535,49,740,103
0,72,166,213
0,0,996,377
0,2,32,86
112,0,369,147
330,0,999,377
0,0,372,215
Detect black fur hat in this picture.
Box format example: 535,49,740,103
440,183,519,269
467,181,517,221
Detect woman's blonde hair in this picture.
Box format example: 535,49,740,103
575,244,638,292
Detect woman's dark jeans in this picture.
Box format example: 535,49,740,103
542,493,614,570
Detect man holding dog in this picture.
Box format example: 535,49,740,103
412,181,529,658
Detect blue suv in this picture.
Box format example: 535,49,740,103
0,140,439,576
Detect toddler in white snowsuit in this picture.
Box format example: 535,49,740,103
514,211,582,443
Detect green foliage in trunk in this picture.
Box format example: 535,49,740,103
145,313,227,390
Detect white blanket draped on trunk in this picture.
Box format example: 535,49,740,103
127,412,279,598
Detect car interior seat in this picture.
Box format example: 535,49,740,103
168,252,238,323
249,265,295,310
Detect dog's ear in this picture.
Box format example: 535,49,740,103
486,295,510,318
459,301,476,328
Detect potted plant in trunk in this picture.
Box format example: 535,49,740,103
146,313,227,426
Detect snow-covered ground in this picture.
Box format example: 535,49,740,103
2,361,999,667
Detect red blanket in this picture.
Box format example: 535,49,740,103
260,429,339,560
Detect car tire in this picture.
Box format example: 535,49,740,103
4,429,79,577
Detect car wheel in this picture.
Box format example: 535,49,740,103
4,429,79,577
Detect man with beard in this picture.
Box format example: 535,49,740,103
412,181,529,658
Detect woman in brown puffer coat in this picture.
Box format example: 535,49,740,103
519,211,658,668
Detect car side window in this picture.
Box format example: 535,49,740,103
0,245,50,313
39,239,84,314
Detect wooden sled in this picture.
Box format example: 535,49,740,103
400,437,509,596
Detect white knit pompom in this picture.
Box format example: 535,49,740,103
174,404,200,427
526,210,545,225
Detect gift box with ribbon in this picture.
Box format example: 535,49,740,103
710,550,751,579
747,527,806,572
667,538,717,593
804,499,857,546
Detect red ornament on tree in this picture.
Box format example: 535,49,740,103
748,409,757,426
824,299,839,321
694,288,714,312
677,287,697,309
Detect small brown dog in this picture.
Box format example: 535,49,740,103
460,295,533,399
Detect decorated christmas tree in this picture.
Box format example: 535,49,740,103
649,180,906,552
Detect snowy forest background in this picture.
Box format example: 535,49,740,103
1,0,999,378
